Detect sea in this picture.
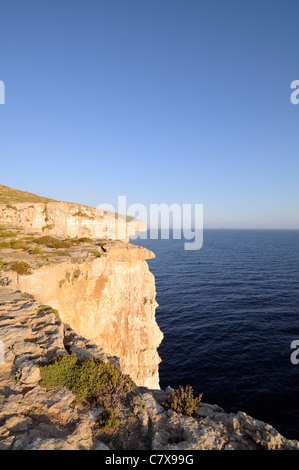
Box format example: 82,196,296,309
131,229,299,440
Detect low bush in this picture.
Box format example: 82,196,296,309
9,240,28,250
72,268,81,281
0,240,27,250
33,236,73,249
30,247,43,255
1,261,32,275
0,241,11,248
0,230,17,238
161,385,202,416
97,409,120,431
36,305,61,321
51,251,71,257
74,237,93,244
39,354,135,409
89,250,102,258
131,395,146,415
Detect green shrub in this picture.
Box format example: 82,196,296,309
34,236,73,249
72,268,81,281
37,305,61,323
0,230,17,238
97,409,120,431
51,251,71,257
89,250,102,258
0,241,11,248
5,261,31,275
72,210,87,218
0,239,28,250
31,247,43,255
9,240,28,250
161,385,202,416
131,395,146,415
39,354,134,409
74,237,93,244
5,204,17,211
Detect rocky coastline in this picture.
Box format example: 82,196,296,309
0,184,298,450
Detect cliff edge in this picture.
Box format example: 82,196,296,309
0,184,146,241
0,185,298,451
0,288,298,450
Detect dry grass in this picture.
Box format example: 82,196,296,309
0,184,54,204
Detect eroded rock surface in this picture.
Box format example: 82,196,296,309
0,288,298,451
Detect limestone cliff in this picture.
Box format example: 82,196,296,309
1,184,297,451
0,184,158,388
1,241,163,389
0,184,146,240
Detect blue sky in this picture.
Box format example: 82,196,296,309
0,0,298,228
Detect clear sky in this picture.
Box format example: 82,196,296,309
0,0,298,228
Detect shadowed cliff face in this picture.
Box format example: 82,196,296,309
4,243,163,389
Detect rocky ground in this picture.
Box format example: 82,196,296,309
0,287,298,451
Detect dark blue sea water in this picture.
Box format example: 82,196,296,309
132,229,299,440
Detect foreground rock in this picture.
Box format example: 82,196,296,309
0,287,298,451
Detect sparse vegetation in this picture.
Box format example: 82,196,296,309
33,236,73,249
72,210,87,218
0,184,55,204
0,241,11,248
161,385,202,416
5,204,17,211
30,247,44,255
0,239,28,250
89,250,102,258
8,239,28,250
97,409,120,431
39,354,134,411
0,227,17,238
50,250,71,257
37,305,61,323
0,260,32,275
131,395,146,415
73,237,93,244
72,268,81,281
